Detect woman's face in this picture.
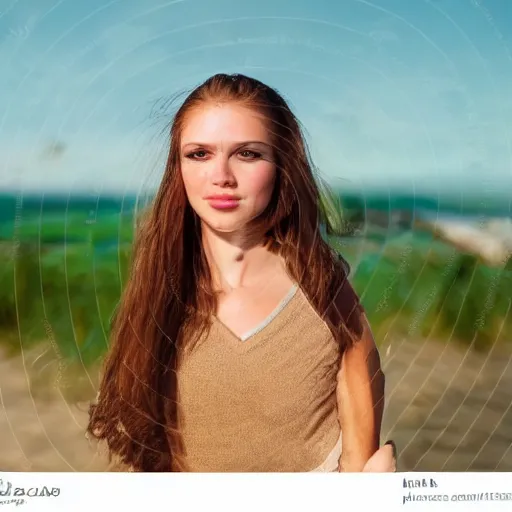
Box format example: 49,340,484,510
180,103,277,234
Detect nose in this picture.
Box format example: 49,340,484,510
210,154,236,187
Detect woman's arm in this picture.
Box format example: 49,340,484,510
336,312,385,472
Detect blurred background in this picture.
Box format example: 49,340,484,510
0,0,511,472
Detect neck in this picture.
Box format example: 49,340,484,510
201,223,275,291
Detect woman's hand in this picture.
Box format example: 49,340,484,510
362,441,397,472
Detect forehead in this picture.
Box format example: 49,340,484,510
180,103,272,145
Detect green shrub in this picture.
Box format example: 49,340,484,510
0,211,510,367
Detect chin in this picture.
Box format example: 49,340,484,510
206,220,247,234
197,208,263,235
201,215,247,234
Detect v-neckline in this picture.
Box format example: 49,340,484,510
213,284,299,344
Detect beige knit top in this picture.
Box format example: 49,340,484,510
174,283,360,472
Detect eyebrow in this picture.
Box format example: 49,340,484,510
181,141,272,151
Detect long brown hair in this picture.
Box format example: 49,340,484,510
87,73,362,472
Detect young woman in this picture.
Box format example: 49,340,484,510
87,73,396,473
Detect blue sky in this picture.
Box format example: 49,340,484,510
0,0,510,194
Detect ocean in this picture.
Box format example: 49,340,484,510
0,189,509,246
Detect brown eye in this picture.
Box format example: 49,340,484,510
239,150,260,159
186,150,208,160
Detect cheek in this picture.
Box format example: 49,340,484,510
245,166,276,203
181,166,204,198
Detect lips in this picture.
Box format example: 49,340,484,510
205,195,241,210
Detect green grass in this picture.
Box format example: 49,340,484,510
0,239,131,365
0,213,511,367
0,211,135,245
347,238,512,350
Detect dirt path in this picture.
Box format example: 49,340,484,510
1,338,511,472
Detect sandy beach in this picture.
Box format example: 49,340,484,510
1,337,511,472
